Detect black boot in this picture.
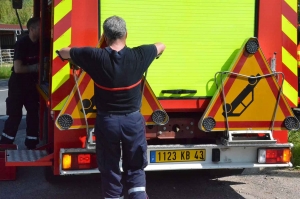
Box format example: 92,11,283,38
25,138,39,150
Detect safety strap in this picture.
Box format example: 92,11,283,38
128,187,146,194
1,132,14,140
94,80,141,91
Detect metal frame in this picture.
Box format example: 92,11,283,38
221,130,277,146
215,71,285,134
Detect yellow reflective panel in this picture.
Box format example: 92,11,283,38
100,0,255,97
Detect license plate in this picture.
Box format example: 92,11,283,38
150,149,206,163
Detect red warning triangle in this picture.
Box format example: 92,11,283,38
199,38,297,131
55,34,166,130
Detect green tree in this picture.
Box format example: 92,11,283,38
0,0,33,25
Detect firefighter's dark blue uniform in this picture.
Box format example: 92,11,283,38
0,34,39,149
70,45,157,199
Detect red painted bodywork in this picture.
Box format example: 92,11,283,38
50,0,293,175
160,99,210,112
257,0,297,108
273,130,288,143
51,0,99,175
22,0,295,174
51,0,99,109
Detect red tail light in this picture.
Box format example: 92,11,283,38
62,153,97,170
258,148,291,163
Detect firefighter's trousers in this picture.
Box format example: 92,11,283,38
0,72,39,149
95,110,148,199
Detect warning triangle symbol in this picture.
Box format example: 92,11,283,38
55,35,167,130
199,38,299,131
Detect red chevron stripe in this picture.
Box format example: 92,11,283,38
282,33,297,58
54,0,62,7
52,57,69,76
282,62,298,91
282,1,298,107
53,11,72,41
51,77,74,108
282,2,298,28
286,95,296,107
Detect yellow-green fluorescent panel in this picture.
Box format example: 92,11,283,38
100,0,255,98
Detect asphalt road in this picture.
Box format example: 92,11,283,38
0,79,8,114
0,79,299,199
0,168,247,199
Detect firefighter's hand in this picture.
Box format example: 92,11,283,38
55,50,67,61
68,59,80,70
156,52,163,59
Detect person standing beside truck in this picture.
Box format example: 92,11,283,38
0,17,40,150
58,15,165,199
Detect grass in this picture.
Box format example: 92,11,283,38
289,131,300,168
0,65,12,79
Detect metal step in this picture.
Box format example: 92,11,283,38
5,150,52,166
222,130,277,146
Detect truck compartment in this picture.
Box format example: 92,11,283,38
100,0,257,98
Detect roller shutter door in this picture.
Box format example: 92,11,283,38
100,0,256,98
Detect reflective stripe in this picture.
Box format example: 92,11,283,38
1,133,14,140
104,197,123,199
128,187,146,194
94,79,141,91
26,136,38,140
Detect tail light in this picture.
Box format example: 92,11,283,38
62,153,98,170
258,148,291,163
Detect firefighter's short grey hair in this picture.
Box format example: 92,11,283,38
103,16,127,41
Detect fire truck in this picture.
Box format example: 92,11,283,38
0,0,299,181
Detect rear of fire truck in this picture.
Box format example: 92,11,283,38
2,0,299,180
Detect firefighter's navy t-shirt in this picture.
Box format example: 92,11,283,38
12,35,39,83
70,45,157,114
14,35,39,65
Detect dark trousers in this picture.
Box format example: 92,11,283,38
95,110,148,199
0,72,39,148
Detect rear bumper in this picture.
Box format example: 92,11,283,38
144,162,292,171
59,143,293,175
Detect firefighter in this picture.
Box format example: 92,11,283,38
59,16,165,199
0,17,40,149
